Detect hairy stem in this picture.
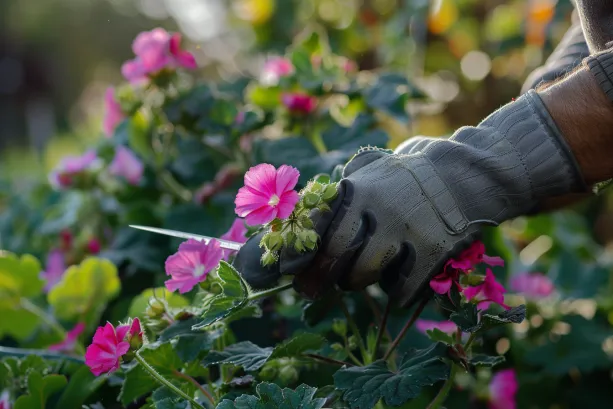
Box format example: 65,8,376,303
247,282,293,302
135,351,205,409
383,297,428,361
426,363,459,409
373,300,392,361
172,370,215,405
339,299,368,364
304,353,354,367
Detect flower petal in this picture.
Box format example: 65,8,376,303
276,190,300,219
275,165,300,195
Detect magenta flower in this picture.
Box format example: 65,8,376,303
0,390,10,409
415,319,457,335
488,369,518,409
282,93,317,115
165,239,224,293
40,249,66,292
235,164,300,226
49,151,99,189
261,57,294,85
109,146,144,185
49,322,85,352
509,272,554,300
221,218,249,260
87,238,101,254
102,87,125,137
118,318,143,348
464,269,509,310
430,268,462,295
122,28,197,84
85,322,131,376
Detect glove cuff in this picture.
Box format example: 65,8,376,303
584,50,613,102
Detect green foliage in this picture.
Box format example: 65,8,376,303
14,372,67,409
333,343,451,409
128,287,190,319
426,329,455,345
216,383,325,409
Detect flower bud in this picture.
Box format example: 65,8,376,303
294,238,306,253
331,343,344,352
261,250,278,266
308,181,324,193
299,215,314,229
259,365,278,381
264,232,283,252
303,192,320,209
285,231,297,247
270,219,283,232
146,299,166,318
332,319,347,337
278,366,299,385
299,230,318,250
348,335,358,350
322,184,338,202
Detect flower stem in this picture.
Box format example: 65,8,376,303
426,363,459,409
339,299,368,364
309,131,328,154
135,351,205,409
172,370,215,406
247,282,293,302
464,333,478,350
383,297,428,361
373,300,392,361
304,353,354,367
160,171,192,202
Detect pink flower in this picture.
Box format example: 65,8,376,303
102,87,125,137
464,269,509,310
341,58,358,73
430,268,462,295
49,322,85,352
87,238,101,254
118,318,143,348
122,28,197,84
85,322,131,376
221,218,249,260
164,239,224,293
49,151,99,189
234,164,300,225
109,146,144,185
488,369,518,409
282,93,317,115
415,319,458,335
40,249,66,292
0,390,10,409
261,57,294,85
509,272,554,300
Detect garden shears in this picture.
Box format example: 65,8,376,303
129,225,244,251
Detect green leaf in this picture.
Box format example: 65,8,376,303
126,112,153,159
0,306,40,341
14,372,67,409
269,333,326,359
192,261,248,330
128,288,189,320
362,75,410,123
203,341,273,372
435,286,462,313
334,343,450,409
0,253,43,308
476,305,526,334
469,355,506,368
425,329,455,345
155,398,189,409
449,303,480,333
48,257,120,320
55,365,106,408
217,383,326,409
159,318,223,362
121,364,158,406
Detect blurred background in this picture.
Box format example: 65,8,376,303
0,0,573,181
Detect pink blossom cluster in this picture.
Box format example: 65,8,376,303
261,57,294,85
509,272,554,300
103,87,125,137
85,318,142,376
122,28,197,85
49,151,99,190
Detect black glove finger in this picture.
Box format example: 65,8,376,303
377,241,418,300
233,231,281,289
343,150,389,177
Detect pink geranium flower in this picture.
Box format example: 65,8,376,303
509,272,554,300
102,87,125,137
85,322,131,376
261,57,294,85
235,164,300,226
87,238,101,254
49,322,85,352
40,249,66,292
122,28,197,84
221,218,249,260
488,369,518,409
164,239,224,293
415,319,458,335
49,151,99,189
282,93,317,115
118,318,143,348
109,146,144,185
464,269,510,310
0,390,10,409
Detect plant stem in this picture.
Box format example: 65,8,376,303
383,297,428,361
172,370,215,406
464,333,478,350
160,171,192,202
135,351,205,409
309,131,328,154
339,299,368,364
247,282,293,302
374,300,392,361
426,363,459,409
304,353,354,367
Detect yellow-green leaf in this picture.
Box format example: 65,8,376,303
0,253,43,308
128,287,189,319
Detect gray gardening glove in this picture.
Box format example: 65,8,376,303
237,91,586,307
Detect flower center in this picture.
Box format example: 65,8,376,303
268,194,280,206
193,264,206,278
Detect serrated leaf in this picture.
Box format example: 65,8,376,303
192,261,248,330
269,333,326,359
450,303,480,332
14,372,67,409
469,355,506,368
203,341,273,372
476,305,526,334
426,329,455,345
121,364,158,406
217,383,326,409
434,286,461,313
48,257,120,320
334,343,450,409
155,398,189,409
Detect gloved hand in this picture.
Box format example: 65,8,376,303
574,0,613,52
235,91,587,307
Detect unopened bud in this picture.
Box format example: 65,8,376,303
278,366,299,384
322,184,338,202
285,231,297,247
309,181,324,193
264,232,283,252
332,319,347,337
303,192,320,209
348,335,358,350
300,215,314,229
331,343,344,352
261,250,278,266
259,365,278,381
294,238,305,253
301,230,318,250
146,299,166,318
270,219,283,232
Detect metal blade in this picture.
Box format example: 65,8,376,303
129,225,244,251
